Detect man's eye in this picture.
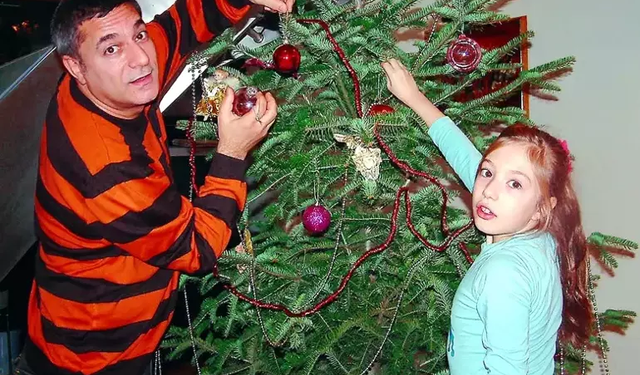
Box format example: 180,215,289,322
105,45,119,55
136,31,148,41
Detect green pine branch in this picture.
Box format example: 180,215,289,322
162,0,636,373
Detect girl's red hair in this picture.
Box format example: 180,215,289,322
484,124,593,348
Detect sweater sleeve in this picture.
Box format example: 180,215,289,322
427,116,483,192
474,254,532,374
146,0,251,86
37,107,247,275
99,153,247,275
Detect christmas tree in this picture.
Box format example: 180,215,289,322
162,0,637,373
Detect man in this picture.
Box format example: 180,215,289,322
15,0,293,373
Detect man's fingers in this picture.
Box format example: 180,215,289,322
259,92,278,125
219,87,236,122
259,0,287,13
285,0,294,12
253,93,267,121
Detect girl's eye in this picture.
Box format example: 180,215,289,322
508,180,522,189
480,168,492,178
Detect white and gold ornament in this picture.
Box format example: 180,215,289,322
334,134,382,181
196,69,241,120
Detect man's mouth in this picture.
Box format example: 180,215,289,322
130,72,152,85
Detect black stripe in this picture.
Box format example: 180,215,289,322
175,0,200,57
146,216,195,267
100,185,183,243
95,353,154,375
202,0,233,36
147,107,163,145
209,152,247,180
148,108,173,182
47,86,154,199
41,288,178,354
228,0,250,8
68,79,149,130
153,10,178,85
21,337,156,375
20,338,83,375
194,231,218,274
195,194,239,229
36,176,184,244
35,256,174,303
36,177,103,240
37,225,127,260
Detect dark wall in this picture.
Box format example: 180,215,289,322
0,47,62,282
0,1,57,65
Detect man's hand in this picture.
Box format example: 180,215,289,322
216,87,277,160
249,0,294,13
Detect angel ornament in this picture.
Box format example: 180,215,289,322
333,134,382,181
195,69,241,120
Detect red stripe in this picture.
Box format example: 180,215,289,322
215,0,250,24
169,7,183,57
40,248,161,284
56,78,132,172
35,199,110,249
30,297,174,374
166,234,203,270
199,176,247,208
117,198,193,259
187,0,215,42
146,23,171,87
193,207,233,257
37,276,178,330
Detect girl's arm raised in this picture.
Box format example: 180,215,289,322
381,59,482,191
427,117,482,191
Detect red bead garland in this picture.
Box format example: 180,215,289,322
297,19,364,118
190,18,476,319
213,121,474,317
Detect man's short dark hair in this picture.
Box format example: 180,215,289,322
50,0,142,58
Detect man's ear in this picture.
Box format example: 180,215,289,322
62,55,87,85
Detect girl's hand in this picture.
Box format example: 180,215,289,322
381,58,422,107
381,58,444,128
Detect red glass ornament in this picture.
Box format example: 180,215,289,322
368,104,395,116
232,86,259,116
273,44,301,74
446,35,482,73
302,204,331,234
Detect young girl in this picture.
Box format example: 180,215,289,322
381,59,593,374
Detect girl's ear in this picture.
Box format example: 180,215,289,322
533,197,557,224
532,210,541,222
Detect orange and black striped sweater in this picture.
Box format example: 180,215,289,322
24,0,250,373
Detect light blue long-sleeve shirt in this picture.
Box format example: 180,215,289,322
428,117,563,375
